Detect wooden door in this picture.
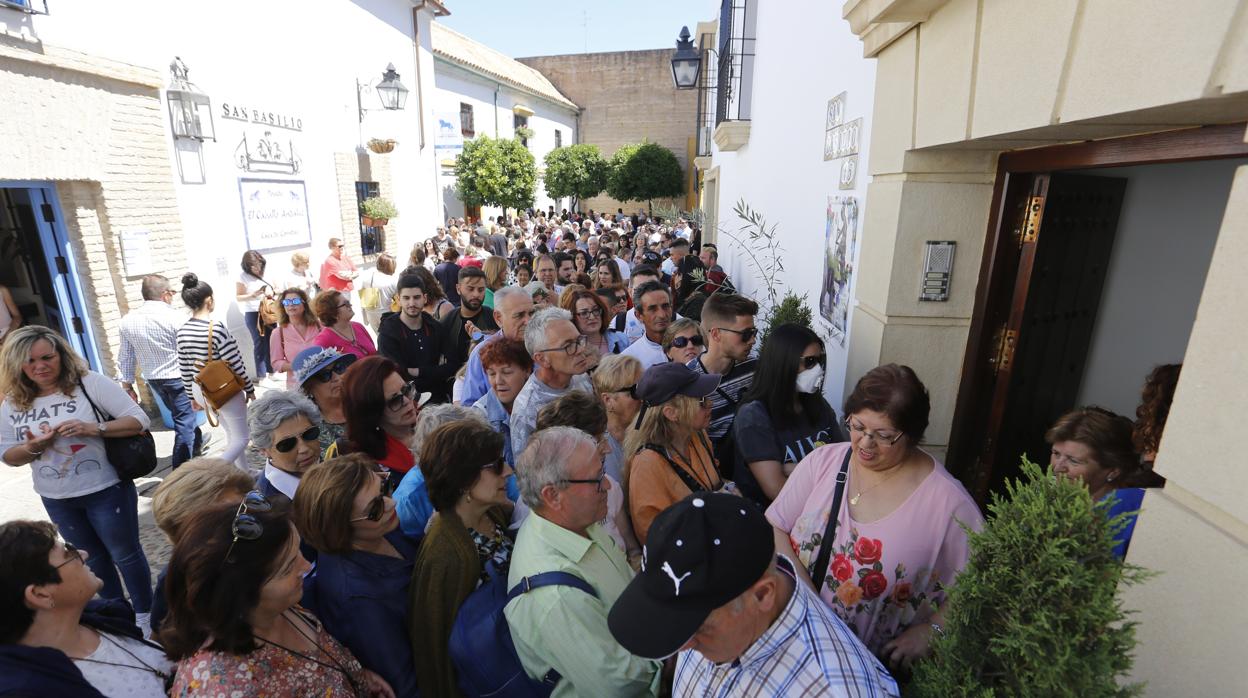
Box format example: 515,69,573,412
952,173,1127,499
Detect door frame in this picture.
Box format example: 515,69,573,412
0,180,105,372
947,123,1248,501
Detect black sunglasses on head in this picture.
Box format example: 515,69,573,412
801,354,828,370
224,491,273,564
273,426,320,454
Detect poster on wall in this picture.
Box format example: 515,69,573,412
820,195,860,347
238,178,312,251
435,110,464,168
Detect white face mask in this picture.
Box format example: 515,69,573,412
796,365,824,394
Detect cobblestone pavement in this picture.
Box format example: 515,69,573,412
0,378,283,581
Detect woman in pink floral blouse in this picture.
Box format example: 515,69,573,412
159,495,393,697
767,364,983,670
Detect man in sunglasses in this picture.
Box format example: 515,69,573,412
689,293,760,477
510,308,594,459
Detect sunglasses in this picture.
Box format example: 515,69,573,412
280,298,303,307
717,327,758,343
351,472,395,522
670,335,705,349
481,457,507,476
224,491,273,564
385,381,420,412
56,541,84,569
801,354,828,370
613,384,638,399
312,360,351,383
273,426,320,454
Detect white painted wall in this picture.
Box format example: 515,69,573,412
1075,159,1244,416
701,0,876,411
29,0,440,317
432,60,578,226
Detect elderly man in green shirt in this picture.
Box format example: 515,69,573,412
506,426,662,697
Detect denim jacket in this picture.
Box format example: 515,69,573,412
475,390,521,502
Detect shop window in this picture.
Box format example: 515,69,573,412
554,130,562,149
460,102,475,138
355,181,384,256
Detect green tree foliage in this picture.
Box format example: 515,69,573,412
543,144,608,206
910,458,1151,698
455,135,537,211
606,141,684,209
761,292,813,344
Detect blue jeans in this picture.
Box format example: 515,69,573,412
244,311,272,378
148,377,199,468
42,480,152,613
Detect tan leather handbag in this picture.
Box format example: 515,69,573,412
194,322,245,422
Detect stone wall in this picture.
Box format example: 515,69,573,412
518,49,697,214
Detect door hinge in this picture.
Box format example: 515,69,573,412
41,203,55,223
71,317,84,335
989,326,1018,375
54,256,69,275
1018,195,1044,247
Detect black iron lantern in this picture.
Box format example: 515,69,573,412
166,57,216,141
375,63,409,111
670,26,701,90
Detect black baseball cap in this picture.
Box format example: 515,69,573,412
635,362,720,406
608,492,774,659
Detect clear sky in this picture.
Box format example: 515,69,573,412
440,0,711,58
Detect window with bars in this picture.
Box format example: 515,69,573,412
355,181,384,256
460,102,475,138
554,129,562,149
514,114,529,147
716,0,756,125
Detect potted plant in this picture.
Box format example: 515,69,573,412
360,197,398,227
367,138,397,154
910,458,1152,697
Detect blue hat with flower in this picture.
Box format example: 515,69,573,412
292,347,356,388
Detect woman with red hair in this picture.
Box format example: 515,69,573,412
327,356,423,488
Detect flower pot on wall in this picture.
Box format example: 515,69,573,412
367,139,397,154
361,216,389,227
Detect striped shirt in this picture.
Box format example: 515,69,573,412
117,300,187,381
176,318,254,401
673,556,899,698
688,355,756,442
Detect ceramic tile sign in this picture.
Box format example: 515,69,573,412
238,178,312,251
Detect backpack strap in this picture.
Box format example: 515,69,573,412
505,571,599,688
643,443,714,494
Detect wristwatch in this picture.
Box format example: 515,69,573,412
97,422,107,434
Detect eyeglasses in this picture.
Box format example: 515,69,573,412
312,360,351,383
385,381,420,412
669,334,705,349
801,354,827,370
844,419,904,446
350,472,395,522
717,327,758,343
273,426,320,454
536,334,588,356
337,301,351,309
563,468,608,492
280,298,303,307
224,491,273,564
56,541,84,569
575,307,604,321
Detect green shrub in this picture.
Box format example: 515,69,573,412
360,197,397,220
761,291,812,343
910,458,1151,698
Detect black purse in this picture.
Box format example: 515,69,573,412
79,379,158,480
810,448,852,592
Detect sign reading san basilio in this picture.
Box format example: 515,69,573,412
220,103,304,131
220,100,304,175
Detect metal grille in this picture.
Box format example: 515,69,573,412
694,29,719,156
715,0,755,126
355,181,384,256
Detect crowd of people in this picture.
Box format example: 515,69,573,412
0,208,1177,697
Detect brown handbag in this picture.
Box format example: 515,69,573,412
194,322,245,421
256,279,281,331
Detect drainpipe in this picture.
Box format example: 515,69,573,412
494,83,500,136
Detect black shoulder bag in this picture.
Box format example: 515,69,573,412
810,448,852,592
79,379,158,480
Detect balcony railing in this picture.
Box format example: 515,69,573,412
715,0,755,126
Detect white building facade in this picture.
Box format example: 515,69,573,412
0,0,446,377
691,0,877,410
431,23,579,223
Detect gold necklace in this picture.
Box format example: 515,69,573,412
850,461,904,505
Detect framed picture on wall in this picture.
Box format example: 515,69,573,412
238,178,312,251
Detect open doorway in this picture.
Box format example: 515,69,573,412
947,125,1248,501
0,184,102,369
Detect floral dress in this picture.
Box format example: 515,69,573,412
170,607,369,697
766,442,984,654
470,523,515,585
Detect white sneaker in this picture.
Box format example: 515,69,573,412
135,612,152,639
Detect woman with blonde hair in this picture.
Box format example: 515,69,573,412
624,362,726,543
481,256,508,310
269,287,321,388
0,325,155,632
661,318,707,365
285,251,318,296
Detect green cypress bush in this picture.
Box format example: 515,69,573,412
909,458,1151,698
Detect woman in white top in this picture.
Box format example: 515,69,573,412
0,326,155,632
235,250,275,382
358,253,398,332
0,520,174,697
177,274,255,470
268,287,322,388
285,251,319,297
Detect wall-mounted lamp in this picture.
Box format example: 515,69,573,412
358,63,410,122
670,26,701,90
166,57,216,141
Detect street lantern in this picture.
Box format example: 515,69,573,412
166,57,216,141
670,26,701,90
375,63,409,111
